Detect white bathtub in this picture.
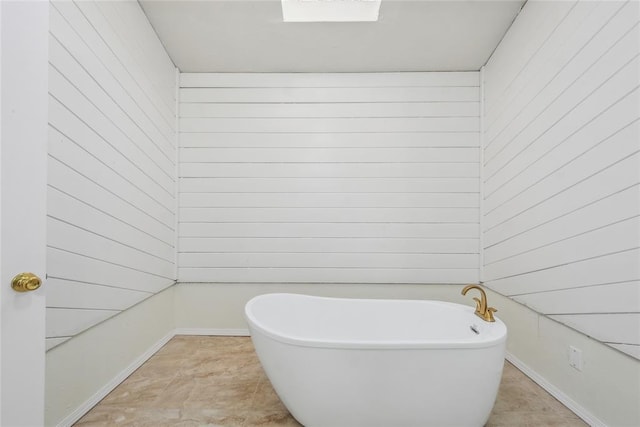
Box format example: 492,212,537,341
245,293,507,427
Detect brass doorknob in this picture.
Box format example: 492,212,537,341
11,272,42,292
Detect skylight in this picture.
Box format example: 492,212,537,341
281,0,382,22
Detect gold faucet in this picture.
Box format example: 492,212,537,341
461,284,497,322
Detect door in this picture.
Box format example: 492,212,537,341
0,1,48,425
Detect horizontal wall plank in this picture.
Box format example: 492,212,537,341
69,0,175,126
50,2,175,145
49,73,175,205
179,207,478,223
179,237,478,254
548,313,640,346
180,102,479,118
178,268,478,284
485,248,640,297
484,152,639,246
48,217,175,279
484,0,627,139
46,338,71,351
179,163,479,179
608,344,640,359
179,147,479,163
513,281,640,315
179,253,478,269
484,216,639,281
483,0,576,114
49,18,174,159
48,186,174,262
180,132,479,148
180,117,479,133
93,0,176,112
180,72,479,88
486,51,640,198
484,185,639,264
49,155,174,244
179,192,479,208
47,247,174,294
484,54,639,182
179,222,479,239
486,4,636,159
46,278,152,310
484,90,639,212
48,124,175,228
180,177,479,193
46,307,119,339
181,87,480,103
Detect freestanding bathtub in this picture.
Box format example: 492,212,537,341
245,293,507,427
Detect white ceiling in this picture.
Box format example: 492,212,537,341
140,0,526,73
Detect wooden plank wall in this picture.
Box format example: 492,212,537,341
178,72,480,284
47,0,177,350
482,0,640,359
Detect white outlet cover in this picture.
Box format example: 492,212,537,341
569,346,583,371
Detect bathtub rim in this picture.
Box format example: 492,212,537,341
245,293,507,350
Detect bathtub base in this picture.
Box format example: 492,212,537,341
251,330,505,427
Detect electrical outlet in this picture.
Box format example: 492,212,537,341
569,346,583,371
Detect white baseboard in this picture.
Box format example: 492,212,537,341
57,329,249,426
174,327,250,336
63,332,602,427
56,331,175,427
506,352,605,427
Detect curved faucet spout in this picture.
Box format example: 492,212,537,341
461,284,496,322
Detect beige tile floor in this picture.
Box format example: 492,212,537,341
76,336,587,427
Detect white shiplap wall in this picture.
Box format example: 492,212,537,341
482,0,640,359
179,73,480,284
47,0,177,350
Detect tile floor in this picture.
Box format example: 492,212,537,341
76,336,587,427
